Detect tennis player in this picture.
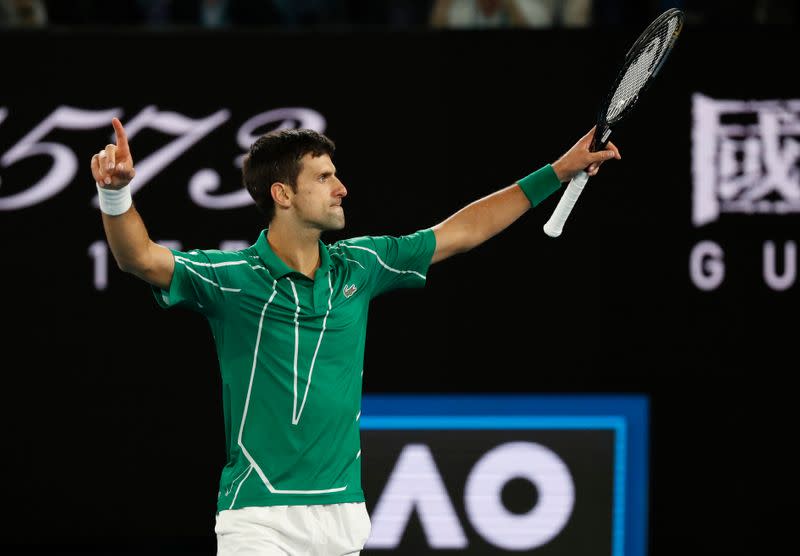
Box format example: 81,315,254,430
91,117,619,555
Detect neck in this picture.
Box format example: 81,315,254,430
266,221,322,279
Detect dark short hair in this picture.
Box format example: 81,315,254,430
243,129,336,221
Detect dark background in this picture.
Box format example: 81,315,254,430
1,19,794,555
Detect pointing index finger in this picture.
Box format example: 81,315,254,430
111,117,130,157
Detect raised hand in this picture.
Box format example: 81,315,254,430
91,117,136,190
551,126,621,182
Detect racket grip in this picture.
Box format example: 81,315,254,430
543,171,590,238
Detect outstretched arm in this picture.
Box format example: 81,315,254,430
431,127,620,264
91,118,174,289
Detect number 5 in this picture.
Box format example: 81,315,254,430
0,106,121,210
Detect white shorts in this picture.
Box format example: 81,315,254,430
215,502,371,556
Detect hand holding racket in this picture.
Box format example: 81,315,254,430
543,8,685,238
551,126,621,181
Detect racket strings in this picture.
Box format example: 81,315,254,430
606,16,680,122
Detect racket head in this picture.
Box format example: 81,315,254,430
591,8,685,151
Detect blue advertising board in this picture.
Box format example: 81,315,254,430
361,395,648,556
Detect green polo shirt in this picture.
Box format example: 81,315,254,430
152,228,436,510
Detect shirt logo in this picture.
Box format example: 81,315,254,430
343,284,357,298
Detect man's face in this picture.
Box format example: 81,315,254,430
291,153,347,231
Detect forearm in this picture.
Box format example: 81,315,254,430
432,165,561,263
463,186,533,245
92,119,174,289
435,184,530,255
101,204,155,273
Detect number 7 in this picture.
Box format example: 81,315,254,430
91,105,230,207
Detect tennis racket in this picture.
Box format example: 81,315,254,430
543,8,685,238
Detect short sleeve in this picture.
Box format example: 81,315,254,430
151,249,242,317
345,229,436,298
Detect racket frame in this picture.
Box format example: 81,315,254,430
591,8,685,153
543,8,685,238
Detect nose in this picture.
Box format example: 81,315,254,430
335,177,347,198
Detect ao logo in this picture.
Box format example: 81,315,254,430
366,442,575,551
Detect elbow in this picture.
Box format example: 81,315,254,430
116,240,161,275
432,228,476,264
433,242,473,264
454,234,480,256
452,243,474,257
116,257,133,273
116,254,149,276
117,261,144,278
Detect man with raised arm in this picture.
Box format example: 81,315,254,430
91,117,619,556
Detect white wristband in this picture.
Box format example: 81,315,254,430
96,183,133,216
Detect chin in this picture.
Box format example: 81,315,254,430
322,217,346,231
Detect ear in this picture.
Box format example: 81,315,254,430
271,182,292,208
